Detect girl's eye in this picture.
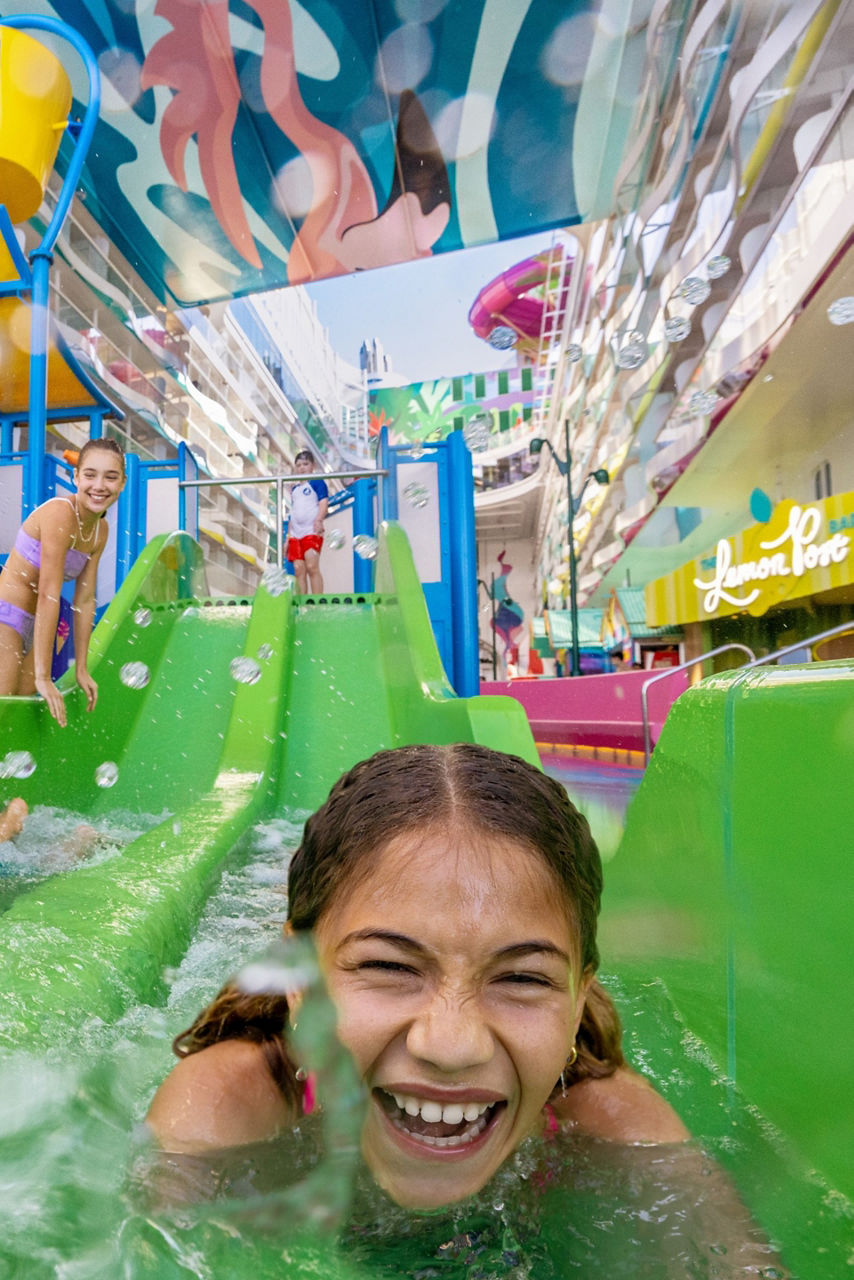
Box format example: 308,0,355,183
497,973,553,988
357,959,418,975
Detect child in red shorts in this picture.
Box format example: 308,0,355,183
286,451,329,593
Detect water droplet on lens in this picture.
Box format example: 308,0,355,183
0,749,36,780
257,643,274,661
487,324,517,350
120,661,150,689
680,276,711,305
403,481,430,509
133,607,152,627
566,342,583,363
95,761,119,788
262,565,295,597
462,413,492,453
182,605,200,619
690,389,719,415
230,656,262,684
408,442,425,459
615,330,647,369
353,535,378,561
707,254,731,279
664,316,691,342
326,528,345,551
827,295,854,325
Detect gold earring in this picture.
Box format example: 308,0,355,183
566,1044,578,1068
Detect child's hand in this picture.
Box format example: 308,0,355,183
35,676,67,727
76,668,99,713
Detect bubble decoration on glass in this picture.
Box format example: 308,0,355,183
119,661,150,690
462,413,492,453
827,296,854,326
133,607,152,627
680,276,711,305
403,481,430,510
706,254,731,280
487,324,517,350
664,316,691,342
566,342,583,363
326,528,345,551
230,656,262,685
689,389,720,415
0,749,36,780
95,761,119,789
615,330,647,370
257,643,274,661
353,535,378,561
262,565,295,597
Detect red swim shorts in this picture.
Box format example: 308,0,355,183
286,533,323,562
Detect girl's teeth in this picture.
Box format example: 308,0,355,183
388,1092,491,1124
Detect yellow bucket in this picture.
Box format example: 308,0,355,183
0,26,72,225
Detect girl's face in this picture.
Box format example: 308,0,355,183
73,449,125,517
315,827,588,1209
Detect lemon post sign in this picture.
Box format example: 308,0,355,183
646,492,854,625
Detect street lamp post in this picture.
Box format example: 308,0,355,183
530,424,609,677
477,573,498,680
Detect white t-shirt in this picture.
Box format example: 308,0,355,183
289,479,328,537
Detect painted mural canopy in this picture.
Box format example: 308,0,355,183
3,0,652,306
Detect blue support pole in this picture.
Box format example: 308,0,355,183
447,428,479,697
378,426,399,521
352,476,376,593
114,452,139,586
24,250,51,514
0,14,101,515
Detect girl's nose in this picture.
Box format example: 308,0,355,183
405,992,494,1072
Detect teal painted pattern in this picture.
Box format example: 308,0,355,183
1,0,632,304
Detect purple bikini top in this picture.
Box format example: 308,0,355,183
14,527,90,582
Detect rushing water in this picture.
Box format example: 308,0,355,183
0,788,848,1277
0,804,168,912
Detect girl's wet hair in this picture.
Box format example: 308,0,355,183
76,437,126,474
174,744,624,1099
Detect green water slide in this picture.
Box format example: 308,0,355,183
0,523,536,1051
601,661,854,1280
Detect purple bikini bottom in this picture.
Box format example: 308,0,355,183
0,600,35,654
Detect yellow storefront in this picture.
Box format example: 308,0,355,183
645,491,854,661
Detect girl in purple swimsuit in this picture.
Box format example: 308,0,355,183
0,439,125,727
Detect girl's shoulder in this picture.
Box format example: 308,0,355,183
24,497,76,537
146,1039,292,1154
552,1066,690,1144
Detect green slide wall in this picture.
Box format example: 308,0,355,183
602,661,853,1275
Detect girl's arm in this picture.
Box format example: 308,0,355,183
71,523,108,712
33,507,75,727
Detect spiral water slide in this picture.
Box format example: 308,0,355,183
0,525,537,1050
